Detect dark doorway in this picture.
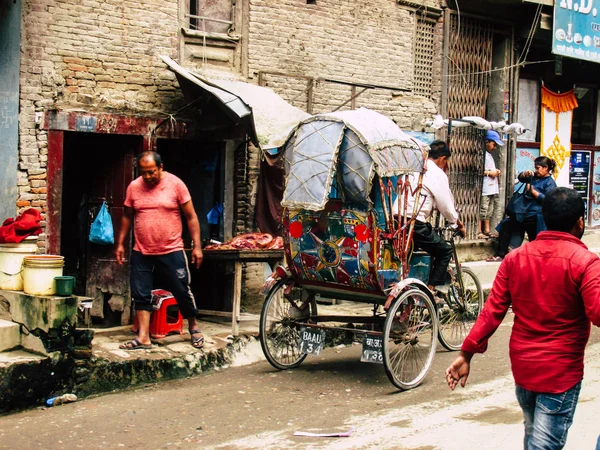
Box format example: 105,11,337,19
156,139,225,244
61,132,139,327
156,139,229,312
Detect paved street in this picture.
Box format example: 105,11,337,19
1,313,599,450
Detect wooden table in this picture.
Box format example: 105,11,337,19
199,249,285,336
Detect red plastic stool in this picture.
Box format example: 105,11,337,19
132,289,184,339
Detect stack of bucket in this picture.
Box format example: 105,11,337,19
0,238,66,295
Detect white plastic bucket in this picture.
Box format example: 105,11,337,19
22,255,64,296
0,240,39,291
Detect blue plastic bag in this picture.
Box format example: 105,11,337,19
89,202,114,245
504,183,531,223
206,203,223,225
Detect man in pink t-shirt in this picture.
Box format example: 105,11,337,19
115,151,204,350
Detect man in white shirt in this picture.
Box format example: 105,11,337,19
478,130,503,239
395,140,466,292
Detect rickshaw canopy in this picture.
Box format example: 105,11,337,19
281,107,427,212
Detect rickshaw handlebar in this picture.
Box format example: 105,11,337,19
436,223,462,240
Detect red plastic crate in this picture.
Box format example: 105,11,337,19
132,289,184,339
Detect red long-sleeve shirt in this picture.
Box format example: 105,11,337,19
462,231,600,393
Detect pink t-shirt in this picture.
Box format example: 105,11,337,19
124,172,191,255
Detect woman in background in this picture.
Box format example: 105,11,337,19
487,156,557,262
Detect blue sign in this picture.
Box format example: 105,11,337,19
404,130,435,145
515,146,539,191
75,116,97,132
553,1,600,63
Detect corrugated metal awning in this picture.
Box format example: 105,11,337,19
161,56,310,150
161,55,257,145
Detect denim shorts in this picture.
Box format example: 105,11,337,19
515,381,581,449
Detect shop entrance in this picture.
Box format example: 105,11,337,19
60,131,139,326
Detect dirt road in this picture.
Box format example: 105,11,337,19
1,313,599,449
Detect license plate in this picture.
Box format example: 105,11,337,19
299,327,325,356
361,334,383,364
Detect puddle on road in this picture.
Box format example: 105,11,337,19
458,406,522,425
389,419,412,428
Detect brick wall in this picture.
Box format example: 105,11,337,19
247,0,441,126
18,0,184,238
242,0,444,304
17,0,445,306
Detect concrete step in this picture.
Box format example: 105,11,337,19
0,319,21,352
460,260,501,291
0,348,45,365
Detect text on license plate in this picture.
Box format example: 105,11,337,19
299,327,325,356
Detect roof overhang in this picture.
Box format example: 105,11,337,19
161,56,311,151
161,56,259,146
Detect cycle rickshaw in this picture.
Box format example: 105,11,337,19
259,108,483,390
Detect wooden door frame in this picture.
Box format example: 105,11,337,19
44,110,196,254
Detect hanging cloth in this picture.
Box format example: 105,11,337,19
541,86,578,113
255,149,285,237
540,86,578,184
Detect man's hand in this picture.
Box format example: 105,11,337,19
445,352,472,390
456,219,467,238
115,244,126,265
191,247,203,270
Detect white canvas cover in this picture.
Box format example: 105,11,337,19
282,108,427,211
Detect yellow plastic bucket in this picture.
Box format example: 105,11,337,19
22,255,64,296
0,240,39,291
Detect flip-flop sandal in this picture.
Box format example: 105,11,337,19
477,233,488,239
190,330,205,349
119,338,152,350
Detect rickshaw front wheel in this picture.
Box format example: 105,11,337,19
438,267,483,351
382,288,438,390
259,278,317,370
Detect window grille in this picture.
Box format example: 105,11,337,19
413,15,435,99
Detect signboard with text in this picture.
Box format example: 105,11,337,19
553,1,600,63
569,150,591,220
590,152,600,225
515,147,540,191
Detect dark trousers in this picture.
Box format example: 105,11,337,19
130,250,198,318
497,215,538,258
412,221,452,287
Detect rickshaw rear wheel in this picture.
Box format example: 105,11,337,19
438,267,483,351
259,278,317,370
382,288,438,390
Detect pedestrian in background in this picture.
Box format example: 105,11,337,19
446,187,600,449
487,156,557,262
478,130,503,239
115,151,205,350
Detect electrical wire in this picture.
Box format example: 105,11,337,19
517,4,543,66
444,59,553,78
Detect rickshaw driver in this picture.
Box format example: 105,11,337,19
393,140,466,296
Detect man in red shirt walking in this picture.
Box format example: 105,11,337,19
115,151,205,350
446,187,600,449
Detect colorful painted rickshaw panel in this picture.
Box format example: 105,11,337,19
283,206,384,291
